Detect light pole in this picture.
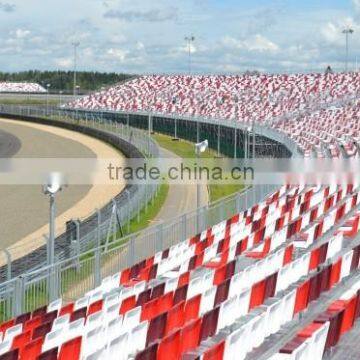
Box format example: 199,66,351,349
46,84,51,114
195,139,208,232
342,28,354,72
59,91,63,107
72,41,80,99
43,173,63,267
185,35,195,74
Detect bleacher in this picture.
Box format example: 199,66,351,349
69,73,360,158
0,82,46,94
1,183,360,359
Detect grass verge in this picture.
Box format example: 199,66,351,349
152,132,245,202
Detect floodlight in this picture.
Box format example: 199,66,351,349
43,172,63,195
195,140,208,154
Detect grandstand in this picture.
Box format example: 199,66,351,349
0,70,358,359
0,82,46,94
0,182,360,359
69,73,360,158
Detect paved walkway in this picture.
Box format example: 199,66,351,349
151,147,209,224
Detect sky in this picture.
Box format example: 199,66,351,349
0,0,359,74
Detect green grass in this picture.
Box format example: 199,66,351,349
0,98,60,106
152,132,245,202
153,133,215,159
209,183,246,202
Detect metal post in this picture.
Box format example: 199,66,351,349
244,129,248,159
196,148,201,233
181,213,187,242
217,123,221,157
196,122,200,143
72,42,80,99
156,223,163,253
94,209,101,287
252,125,256,159
48,194,55,267
234,126,237,159
14,276,25,316
174,118,178,139
2,249,11,281
125,189,131,233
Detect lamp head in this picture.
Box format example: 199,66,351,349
43,172,63,195
195,139,209,153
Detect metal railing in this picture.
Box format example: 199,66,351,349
0,105,296,320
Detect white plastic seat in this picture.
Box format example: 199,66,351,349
67,318,85,341
128,321,148,355
4,324,22,342
0,340,11,355
224,326,248,360
105,316,123,343
47,298,62,314
82,326,103,358
51,314,70,332
86,311,104,332
74,296,89,311
42,328,64,352
122,306,141,331
107,332,128,360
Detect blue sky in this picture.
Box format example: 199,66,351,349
0,0,359,74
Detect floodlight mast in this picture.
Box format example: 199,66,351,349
185,35,195,74
72,42,80,98
342,28,354,72
43,173,63,268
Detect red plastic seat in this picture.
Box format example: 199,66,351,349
146,312,167,346
184,295,201,323
0,348,19,360
15,313,31,325
0,319,15,335
119,295,136,315
32,306,47,319
134,342,158,360
158,329,181,360
20,337,43,360
24,316,42,332
58,303,74,317
58,336,82,360
36,347,58,360
11,330,31,350
203,340,225,360
200,307,219,343
180,319,201,354
293,280,310,315
214,279,230,307
87,300,103,316
165,301,185,335
32,321,52,340
249,279,266,310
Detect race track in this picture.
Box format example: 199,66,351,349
0,118,125,259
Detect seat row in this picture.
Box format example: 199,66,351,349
0,82,46,93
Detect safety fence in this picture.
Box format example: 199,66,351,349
0,105,294,320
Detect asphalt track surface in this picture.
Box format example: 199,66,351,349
0,120,94,250
0,129,21,158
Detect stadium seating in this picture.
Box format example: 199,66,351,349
1,182,360,359
0,82,46,93
69,73,360,157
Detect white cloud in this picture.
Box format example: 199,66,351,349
14,29,30,39
106,48,128,61
54,57,73,68
353,0,360,12
221,34,279,53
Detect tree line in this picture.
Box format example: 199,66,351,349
0,70,135,93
